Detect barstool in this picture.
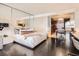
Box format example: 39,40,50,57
55,29,65,47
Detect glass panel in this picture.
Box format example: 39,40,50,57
12,9,31,28
0,4,11,23
0,4,12,35
0,3,34,35
29,15,34,28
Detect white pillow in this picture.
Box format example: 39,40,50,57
26,28,34,31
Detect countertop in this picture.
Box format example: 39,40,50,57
71,28,79,40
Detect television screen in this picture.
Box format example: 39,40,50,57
0,23,9,27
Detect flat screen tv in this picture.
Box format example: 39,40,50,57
0,23,9,27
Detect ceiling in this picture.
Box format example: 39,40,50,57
5,3,79,15
52,13,74,18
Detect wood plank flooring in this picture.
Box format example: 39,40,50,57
0,38,79,56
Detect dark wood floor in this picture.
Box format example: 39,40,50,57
0,38,79,56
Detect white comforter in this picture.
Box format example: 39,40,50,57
15,32,47,48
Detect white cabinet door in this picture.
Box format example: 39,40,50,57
0,44,3,49
0,36,3,49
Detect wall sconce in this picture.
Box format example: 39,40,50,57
18,23,25,27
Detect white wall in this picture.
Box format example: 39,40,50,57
75,11,79,28
32,16,49,34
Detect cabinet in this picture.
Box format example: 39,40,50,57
0,35,3,49
51,19,57,34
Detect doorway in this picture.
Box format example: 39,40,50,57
49,13,75,55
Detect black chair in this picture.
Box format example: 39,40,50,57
55,29,65,47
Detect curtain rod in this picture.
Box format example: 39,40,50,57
0,3,33,16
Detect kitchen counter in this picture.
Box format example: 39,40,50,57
71,28,79,41
70,28,79,50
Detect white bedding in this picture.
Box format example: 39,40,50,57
15,32,47,48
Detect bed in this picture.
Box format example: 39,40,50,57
14,29,47,49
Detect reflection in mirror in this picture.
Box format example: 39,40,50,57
0,3,34,35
